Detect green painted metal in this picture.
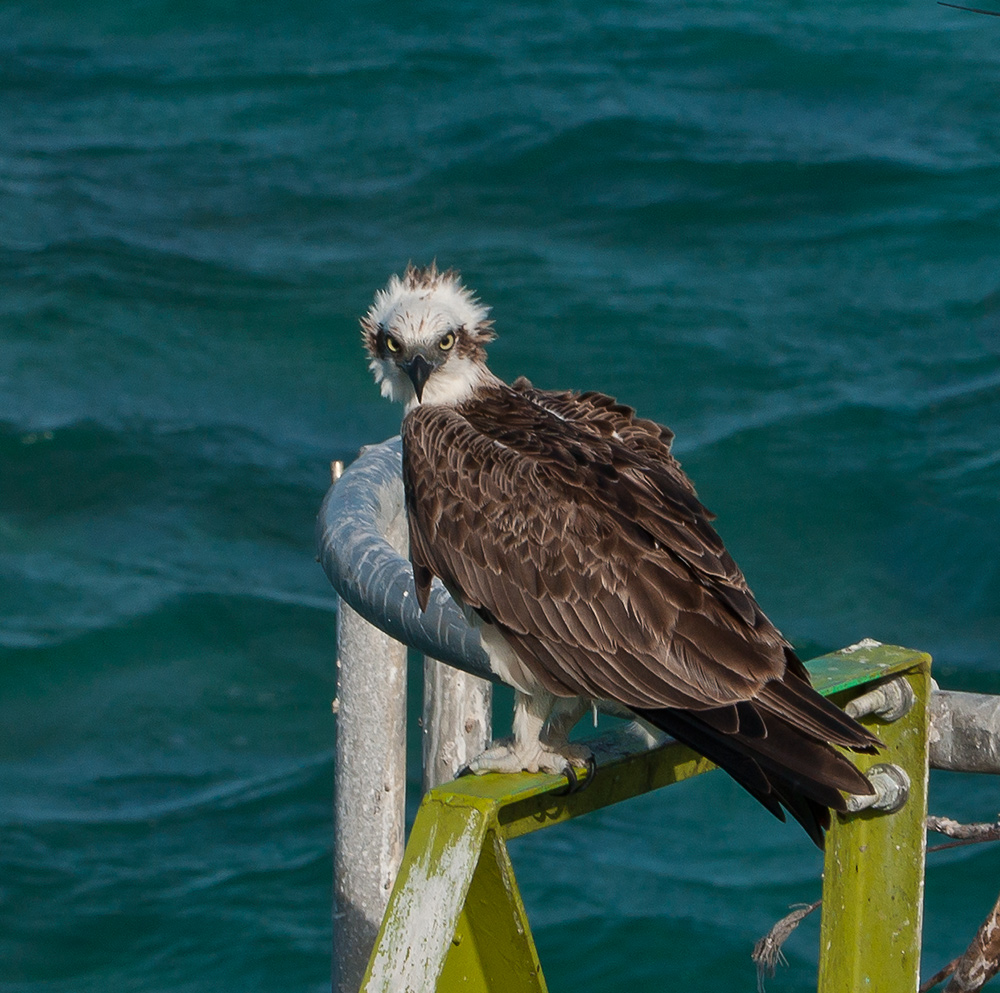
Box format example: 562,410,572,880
818,654,932,993
438,830,548,992
358,783,549,993
358,643,932,993
807,641,928,696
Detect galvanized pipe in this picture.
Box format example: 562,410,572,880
315,438,493,681
317,441,499,992
333,601,407,993
929,690,1000,774
325,454,411,993
422,657,492,792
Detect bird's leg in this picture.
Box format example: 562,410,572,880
543,697,596,793
541,697,590,751
464,691,594,779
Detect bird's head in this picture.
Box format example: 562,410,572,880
361,263,496,409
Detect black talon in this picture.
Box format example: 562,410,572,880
551,756,596,796
551,765,577,796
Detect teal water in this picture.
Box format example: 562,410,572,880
2,1,999,989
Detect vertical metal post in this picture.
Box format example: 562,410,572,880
332,456,411,993
818,660,932,993
422,658,492,792
334,603,408,993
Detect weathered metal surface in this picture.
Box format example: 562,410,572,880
423,657,493,793
929,690,1000,773
362,794,488,993
846,676,915,723
360,791,547,993
334,601,409,993
818,654,932,993
843,762,910,814
316,437,494,681
355,730,712,992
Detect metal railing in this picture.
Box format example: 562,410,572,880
317,438,1000,993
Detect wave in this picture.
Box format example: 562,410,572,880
1,589,341,836
1,584,337,658
2,752,334,828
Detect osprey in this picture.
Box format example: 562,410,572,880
362,263,879,846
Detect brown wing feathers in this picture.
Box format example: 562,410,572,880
402,379,879,842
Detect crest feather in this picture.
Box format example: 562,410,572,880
360,263,496,358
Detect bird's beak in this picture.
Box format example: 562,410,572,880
401,353,434,403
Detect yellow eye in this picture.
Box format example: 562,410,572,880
385,334,400,353
439,332,455,351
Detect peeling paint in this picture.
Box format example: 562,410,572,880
366,819,482,992
840,638,884,654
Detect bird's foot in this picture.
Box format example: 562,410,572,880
461,737,595,792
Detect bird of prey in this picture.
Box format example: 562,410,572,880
362,263,879,846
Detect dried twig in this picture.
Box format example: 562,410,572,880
922,817,1000,991
943,891,1000,992
752,815,1000,991
922,956,961,992
927,814,1000,853
938,2,1000,14
752,901,821,992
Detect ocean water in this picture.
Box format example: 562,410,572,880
2,1,999,990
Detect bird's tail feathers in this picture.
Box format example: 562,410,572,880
634,703,879,848
759,669,882,753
